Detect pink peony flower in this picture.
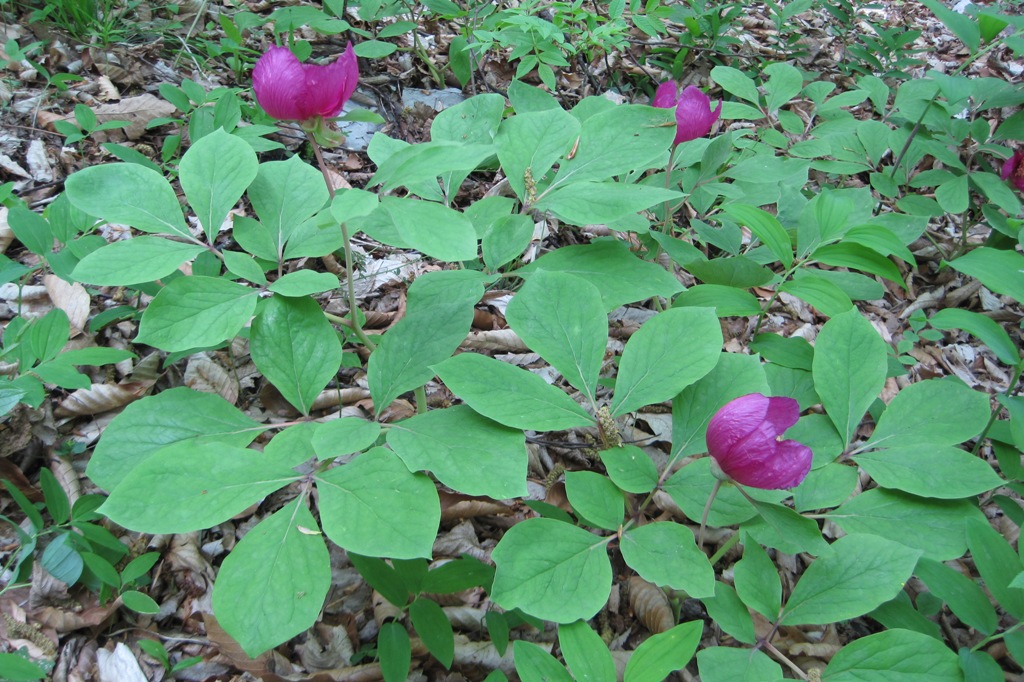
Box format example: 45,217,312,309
653,81,722,145
1001,149,1024,192
253,44,358,123
706,393,812,490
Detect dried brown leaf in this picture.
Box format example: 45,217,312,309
55,382,150,417
96,75,121,101
43,275,89,335
628,576,674,634
203,613,274,676
184,352,240,404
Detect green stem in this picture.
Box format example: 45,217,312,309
698,478,723,551
707,528,740,565
660,144,679,234
414,385,428,414
972,620,1024,653
305,130,377,352
971,362,1024,457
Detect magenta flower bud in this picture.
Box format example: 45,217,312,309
706,393,812,490
253,43,359,122
653,81,722,145
1001,149,1024,192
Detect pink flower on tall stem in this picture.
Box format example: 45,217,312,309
706,393,812,490
1001,149,1024,192
253,43,358,123
653,82,722,145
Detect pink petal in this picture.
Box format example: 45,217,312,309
1002,153,1016,180
674,86,721,143
761,396,801,436
707,394,771,456
745,439,813,489
303,42,359,119
253,47,310,121
653,81,680,109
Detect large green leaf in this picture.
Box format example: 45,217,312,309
378,197,478,261
780,534,922,625
536,182,683,226
517,240,684,311
70,237,206,286
250,295,342,415
619,522,714,597
610,307,722,417
65,163,192,239
247,155,329,258
949,247,1024,302
212,498,331,657
558,621,616,682
99,441,299,533
812,309,888,446
565,471,623,531
179,128,258,242
135,276,258,352
822,629,961,681
733,539,782,620
433,353,593,431
310,418,382,460
409,597,455,668
491,518,612,622
387,406,527,499
671,353,769,458
829,489,980,561
929,308,1020,366
915,557,998,635
697,647,784,682
855,444,1003,499
623,622,701,682
664,458,786,527
316,448,439,559
88,387,266,490
496,108,581,200
368,270,484,413
866,379,992,448
505,271,606,405
514,642,574,682
965,517,1024,620
721,204,793,266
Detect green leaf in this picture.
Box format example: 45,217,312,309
99,441,299,533
518,240,684,311
744,501,829,555
310,418,381,460
965,517,1024,620
38,468,70,525
620,522,714,597
135,276,258,352
491,518,612,623
29,309,69,364
71,237,206,286
812,309,888,446
267,270,340,297
559,621,616,682
711,66,761,106
781,534,922,625
482,213,535,271
959,648,1002,682
671,353,769,458
248,156,329,257
250,295,341,415
763,62,803,114
368,270,484,413
388,405,527,499
421,557,495,594
81,550,120,587
697,647,784,682
120,551,161,585
409,598,455,668
867,379,993,448
376,197,478,262
929,308,1020,365
812,243,905,287
349,554,410,607
734,539,782,620
830,489,980,561
7,205,53,256
598,445,658,494
41,531,83,583
919,0,980,51
664,458,786,527
701,581,756,644
370,141,494,192
610,307,722,417
822,629,962,681
213,499,331,657
565,471,623,531
121,590,160,614
0,653,48,680
433,353,593,431
915,557,998,635
315,448,439,559
536,182,682,226
179,128,258,242
514,642,574,682
855,444,1003,499
751,333,814,371
88,387,266,490
948,247,1024,302
505,271,606,404
552,105,676,185
495,108,580,200
721,204,792,266
65,163,192,239
624,621,701,682
778,276,854,317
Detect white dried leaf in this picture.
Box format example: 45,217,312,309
96,75,121,101
25,140,52,183
0,206,12,253
0,153,30,178
97,643,148,682
43,274,89,334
